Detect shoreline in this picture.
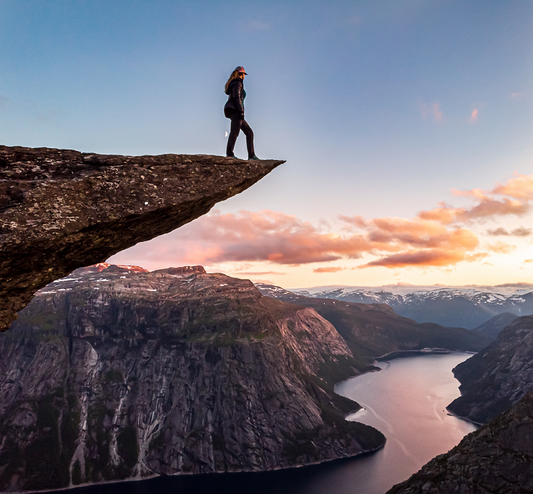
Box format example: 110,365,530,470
375,348,476,362
25,443,386,494
445,407,484,427
26,351,474,494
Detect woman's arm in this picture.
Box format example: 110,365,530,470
231,80,244,117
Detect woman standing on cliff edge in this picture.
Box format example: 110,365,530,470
224,66,259,160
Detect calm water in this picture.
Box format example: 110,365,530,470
44,353,476,494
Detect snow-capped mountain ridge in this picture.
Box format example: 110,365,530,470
285,285,533,329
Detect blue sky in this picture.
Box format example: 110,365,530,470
2,1,532,287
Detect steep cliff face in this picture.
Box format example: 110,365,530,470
387,392,533,494
474,312,519,339
0,266,384,492
0,145,284,332
256,284,492,370
447,315,533,424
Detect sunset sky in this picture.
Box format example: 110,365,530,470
1,1,532,288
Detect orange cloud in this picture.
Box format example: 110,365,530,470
486,242,517,254
419,175,533,224
487,227,532,237
313,266,345,273
232,271,286,276
111,171,533,273
159,210,377,266
359,249,471,269
469,108,478,123
492,173,533,200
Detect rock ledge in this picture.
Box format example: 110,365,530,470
0,145,284,331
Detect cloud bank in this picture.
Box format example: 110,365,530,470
114,172,533,272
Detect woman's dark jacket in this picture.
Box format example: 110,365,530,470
224,78,245,118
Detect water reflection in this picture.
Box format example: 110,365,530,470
43,353,476,494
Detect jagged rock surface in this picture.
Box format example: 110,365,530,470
387,392,533,494
0,266,384,492
447,315,533,424
256,283,492,369
0,145,284,332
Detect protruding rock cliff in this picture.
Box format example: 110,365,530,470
448,315,533,424
0,146,284,331
387,392,533,494
0,265,384,491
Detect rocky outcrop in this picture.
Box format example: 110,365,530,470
0,146,284,332
474,312,519,339
447,315,533,424
0,265,384,492
387,392,533,494
256,283,492,370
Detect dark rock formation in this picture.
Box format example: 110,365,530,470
448,315,533,424
387,392,533,494
256,283,492,370
0,145,284,332
0,266,384,491
474,312,519,339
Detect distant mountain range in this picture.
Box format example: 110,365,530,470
286,286,533,329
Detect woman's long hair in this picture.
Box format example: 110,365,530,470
224,69,241,93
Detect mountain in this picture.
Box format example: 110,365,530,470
291,286,533,329
387,392,533,494
447,315,533,424
256,284,492,366
0,145,284,331
0,266,384,492
474,312,519,339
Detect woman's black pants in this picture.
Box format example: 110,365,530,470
225,110,255,159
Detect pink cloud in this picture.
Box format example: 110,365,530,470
313,266,345,273
492,173,533,200
469,108,478,123
111,172,533,272
359,249,472,269
433,103,443,122
486,242,516,254
420,101,443,122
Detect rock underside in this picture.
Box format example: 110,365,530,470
0,145,284,332
0,266,384,491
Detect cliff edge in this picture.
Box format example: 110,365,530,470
0,145,284,331
0,265,384,490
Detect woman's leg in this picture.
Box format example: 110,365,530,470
226,112,242,157
241,119,255,159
